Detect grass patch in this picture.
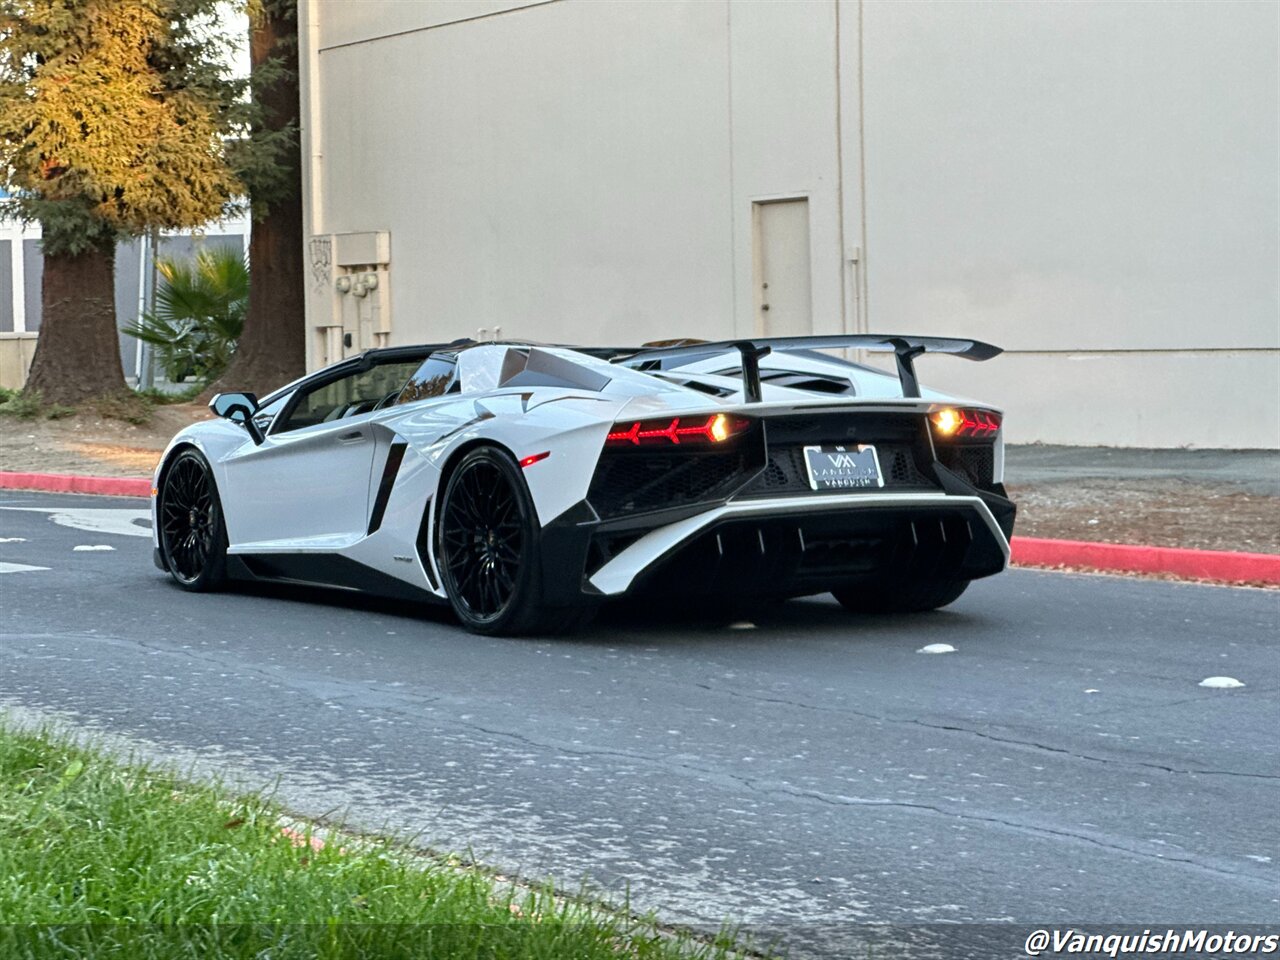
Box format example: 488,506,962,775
0,388,75,421
0,724,757,960
92,391,155,425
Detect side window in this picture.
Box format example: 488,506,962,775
275,360,421,433
396,354,458,405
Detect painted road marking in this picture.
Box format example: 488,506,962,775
0,562,50,574
73,545,116,552
0,507,151,538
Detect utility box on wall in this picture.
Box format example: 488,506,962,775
308,230,391,369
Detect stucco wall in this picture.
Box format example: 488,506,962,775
861,0,1279,447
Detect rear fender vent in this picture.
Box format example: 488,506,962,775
938,444,996,489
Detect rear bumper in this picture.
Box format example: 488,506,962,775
584,492,1010,597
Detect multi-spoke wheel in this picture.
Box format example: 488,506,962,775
159,448,228,591
437,447,592,636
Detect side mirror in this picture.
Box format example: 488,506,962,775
209,392,264,445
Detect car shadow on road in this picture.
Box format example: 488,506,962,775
580,595,989,645
225,578,457,625
213,578,988,648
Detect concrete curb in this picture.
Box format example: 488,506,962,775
0,471,152,498
1011,537,1280,586
3,471,1277,585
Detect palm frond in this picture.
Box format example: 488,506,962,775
124,245,249,384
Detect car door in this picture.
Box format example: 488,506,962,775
220,417,377,549
218,358,420,549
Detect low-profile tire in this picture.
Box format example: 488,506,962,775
832,578,970,614
437,446,593,637
158,447,229,592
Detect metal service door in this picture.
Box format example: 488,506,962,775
753,198,813,337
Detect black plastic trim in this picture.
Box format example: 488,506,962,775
234,552,440,603
414,495,438,590
931,461,1017,540
367,440,408,535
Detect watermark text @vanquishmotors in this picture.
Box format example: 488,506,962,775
1025,928,1279,958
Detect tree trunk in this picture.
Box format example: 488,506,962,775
23,241,126,405
211,2,305,399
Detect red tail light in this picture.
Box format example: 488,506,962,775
930,407,1001,439
606,413,751,446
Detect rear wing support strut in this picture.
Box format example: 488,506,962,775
735,342,772,403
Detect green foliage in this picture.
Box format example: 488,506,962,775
0,724,754,958
0,0,251,254
0,387,75,420
136,382,206,405
123,247,249,384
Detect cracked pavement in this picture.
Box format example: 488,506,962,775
2,491,1277,957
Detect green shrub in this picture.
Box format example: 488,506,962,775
0,388,75,421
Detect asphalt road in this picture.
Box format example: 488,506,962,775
2,491,1277,957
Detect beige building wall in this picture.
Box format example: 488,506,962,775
299,0,1279,448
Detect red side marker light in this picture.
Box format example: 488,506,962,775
519,451,551,468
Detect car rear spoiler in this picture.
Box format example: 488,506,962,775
610,335,1003,402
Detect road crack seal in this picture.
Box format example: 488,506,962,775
691,682,1279,781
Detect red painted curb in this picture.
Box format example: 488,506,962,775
0,471,152,498
1012,537,1280,585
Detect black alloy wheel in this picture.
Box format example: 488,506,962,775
439,449,527,625
159,448,228,591
437,447,592,636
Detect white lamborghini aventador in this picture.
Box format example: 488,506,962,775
152,335,1016,635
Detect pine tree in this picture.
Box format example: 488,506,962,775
0,0,245,405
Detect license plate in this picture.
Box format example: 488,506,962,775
802,444,885,491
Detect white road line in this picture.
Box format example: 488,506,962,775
0,562,50,574
0,507,152,538
0,537,28,543
73,545,115,552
